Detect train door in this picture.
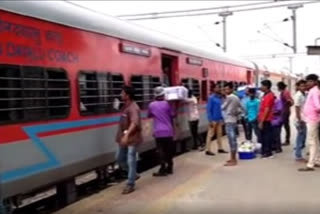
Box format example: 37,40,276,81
161,54,178,86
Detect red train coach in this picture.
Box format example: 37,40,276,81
0,1,255,210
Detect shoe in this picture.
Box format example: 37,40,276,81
192,147,198,150
122,185,135,194
198,146,205,152
166,167,173,175
153,168,168,177
205,151,215,156
298,167,315,172
135,175,141,180
282,142,290,146
218,149,228,154
153,171,167,177
261,154,273,159
275,149,282,154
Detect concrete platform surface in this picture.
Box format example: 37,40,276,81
54,137,320,214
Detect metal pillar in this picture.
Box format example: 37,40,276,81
219,11,233,52
289,56,293,74
288,4,303,54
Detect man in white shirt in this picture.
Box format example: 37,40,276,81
294,80,307,162
185,90,203,150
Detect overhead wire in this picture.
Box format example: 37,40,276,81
124,1,318,20
117,1,276,18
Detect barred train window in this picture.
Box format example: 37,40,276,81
181,78,200,98
0,64,70,124
131,75,161,109
79,71,124,115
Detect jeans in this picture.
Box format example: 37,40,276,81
295,122,307,160
189,120,203,148
261,122,273,156
116,145,137,187
225,123,238,153
247,120,261,143
272,125,282,152
155,137,175,171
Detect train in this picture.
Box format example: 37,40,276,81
0,1,297,212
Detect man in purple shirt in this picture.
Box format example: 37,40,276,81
271,97,284,154
148,86,176,176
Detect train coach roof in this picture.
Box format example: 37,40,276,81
0,1,254,69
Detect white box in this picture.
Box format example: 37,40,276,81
164,86,188,101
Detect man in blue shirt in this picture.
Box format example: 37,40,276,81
205,83,227,156
245,88,261,143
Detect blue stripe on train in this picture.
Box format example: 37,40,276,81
2,115,126,182
1,104,207,182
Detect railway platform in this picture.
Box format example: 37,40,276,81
54,134,320,214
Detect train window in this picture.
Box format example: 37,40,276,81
192,79,200,98
79,72,124,115
0,64,70,124
131,75,161,109
181,78,200,98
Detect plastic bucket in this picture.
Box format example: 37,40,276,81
238,152,256,160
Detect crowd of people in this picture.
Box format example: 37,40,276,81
115,73,320,195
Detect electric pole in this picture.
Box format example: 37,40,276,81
218,11,233,52
288,4,303,54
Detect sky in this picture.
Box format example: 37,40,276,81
71,0,320,75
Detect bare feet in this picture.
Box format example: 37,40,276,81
295,159,308,164
224,161,237,166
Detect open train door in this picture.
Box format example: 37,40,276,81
161,54,178,86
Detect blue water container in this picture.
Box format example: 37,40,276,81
238,152,256,160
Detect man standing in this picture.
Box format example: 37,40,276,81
299,74,320,171
271,96,284,153
259,80,275,158
294,80,307,162
277,82,294,146
116,86,142,194
222,82,244,166
239,87,250,141
246,88,261,143
206,83,227,156
148,86,176,176
185,89,203,150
